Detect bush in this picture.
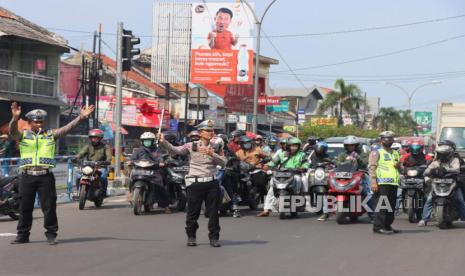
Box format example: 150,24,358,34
300,124,380,140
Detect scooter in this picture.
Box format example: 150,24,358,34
400,165,427,223
165,159,188,211
307,161,334,212
271,168,305,219
431,171,462,229
327,160,366,224
130,159,158,215
77,161,107,210
0,176,20,220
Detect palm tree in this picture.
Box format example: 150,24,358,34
317,79,365,126
374,107,418,135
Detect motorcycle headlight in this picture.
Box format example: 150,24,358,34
82,166,94,175
314,168,325,181
171,172,184,182
407,170,418,177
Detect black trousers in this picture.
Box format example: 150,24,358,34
373,185,398,231
17,172,58,239
186,181,221,240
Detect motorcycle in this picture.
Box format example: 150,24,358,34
327,160,366,224
307,161,334,212
77,161,107,210
271,168,305,219
165,159,188,212
400,165,427,223
0,176,20,220
130,159,159,215
431,171,462,229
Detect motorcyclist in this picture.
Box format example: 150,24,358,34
417,140,465,226
257,137,309,217
188,130,200,143
254,135,272,155
267,137,280,153
227,130,245,154
75,129,112,197
401,141,432,168
273,138,288,158
309,141,332,166
303,136,318,153
164,133,179,146
221,132,241,217
400,140,410,155
129,132,171,214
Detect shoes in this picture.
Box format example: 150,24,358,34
256,211,270,217
209,239,221,248
417,220,427,227
47,237,58,245
233,210,241,218
187,237,197,247
317,214,329,221
10,237,29,245
387,227,402,234
373,228,394,235
164,208,172,214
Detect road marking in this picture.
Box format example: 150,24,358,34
0,233,16,237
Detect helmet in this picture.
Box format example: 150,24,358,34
88,129,104,138
315,141,328,154
409,142,424,155
391,143,401,151
255,135,264,141
268,137,279,146
218,134,229,144
188,130,199,138
280,138,288,144
379,131,395,139
288,137,302,145
239,135,253,150
436,140,456,161
307,136,318,145
401,140,410,148
140,132,156,148
231,130,246,138
343,135,359,145
379,131,395,148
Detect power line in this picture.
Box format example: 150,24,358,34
44,13,465,39
271,69,465,78
271,33,465,73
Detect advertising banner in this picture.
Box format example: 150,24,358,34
414,111,433,136
310,117,338,126
266,101,289,112
258,96,280,106
191,2,254,84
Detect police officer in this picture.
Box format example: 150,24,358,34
8,102,95,245
369,131,401,235
158,120,226,247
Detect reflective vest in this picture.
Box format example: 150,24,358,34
376,149,400,186
19,130,56,168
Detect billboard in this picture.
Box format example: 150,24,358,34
414,111,433,136
310,117,338,126
191,2,254,84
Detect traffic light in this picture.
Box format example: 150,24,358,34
122,29,140,71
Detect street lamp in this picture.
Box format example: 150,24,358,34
241,0,278,134
384,80,441,112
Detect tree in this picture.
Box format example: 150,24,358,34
374,107,417,136
317,79,365,126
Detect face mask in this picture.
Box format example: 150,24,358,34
243,143,252,150
290,145,299,152
143,140,153,148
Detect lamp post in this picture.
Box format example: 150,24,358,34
241,0,278,134
384,80,441,112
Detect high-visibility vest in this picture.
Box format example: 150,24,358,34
19,130,56,168
376,149,400,186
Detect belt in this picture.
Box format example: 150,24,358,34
23,169,50,176
185,176,216,185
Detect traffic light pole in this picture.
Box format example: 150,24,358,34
114,22,123,180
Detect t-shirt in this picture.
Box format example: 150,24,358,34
208,30,234,50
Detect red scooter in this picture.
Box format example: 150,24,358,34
327,160,366,224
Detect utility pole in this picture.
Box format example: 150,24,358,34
114,22,123,180
241,0,278,134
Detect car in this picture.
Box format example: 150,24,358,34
324,137,371,159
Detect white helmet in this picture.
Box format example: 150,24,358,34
140,132,156,140
344,135,359,145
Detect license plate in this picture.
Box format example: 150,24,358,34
173,166,189,172
335,172,353,179
434,178,453,184
133,169,154,176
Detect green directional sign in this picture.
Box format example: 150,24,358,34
414,111,433,136
266,101,289,112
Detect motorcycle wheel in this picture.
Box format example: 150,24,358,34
407,195,417,223
350,216,358,222
248,187,260,211
79,186,87,210
436,205,448,229
279,190,288,220
8,211,19,220
133,188,144,216
279,212,286,220
336,210,346,225
94,197,103,208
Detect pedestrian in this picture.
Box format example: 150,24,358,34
158,120,226,247
8,102,95,245
369,131,402,235
0,134,10,176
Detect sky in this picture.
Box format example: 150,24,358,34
1,0,464,127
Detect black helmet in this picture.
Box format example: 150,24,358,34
231,130,246,138
436,140,456,161
218,134,229,144
307,136,318,145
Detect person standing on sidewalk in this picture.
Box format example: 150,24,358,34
158,120,226,247
9,102,94,245
369,131,401,235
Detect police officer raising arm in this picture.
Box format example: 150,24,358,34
158,120,226,248
9,102,94,245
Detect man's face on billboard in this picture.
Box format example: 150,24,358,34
215,12,231,32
